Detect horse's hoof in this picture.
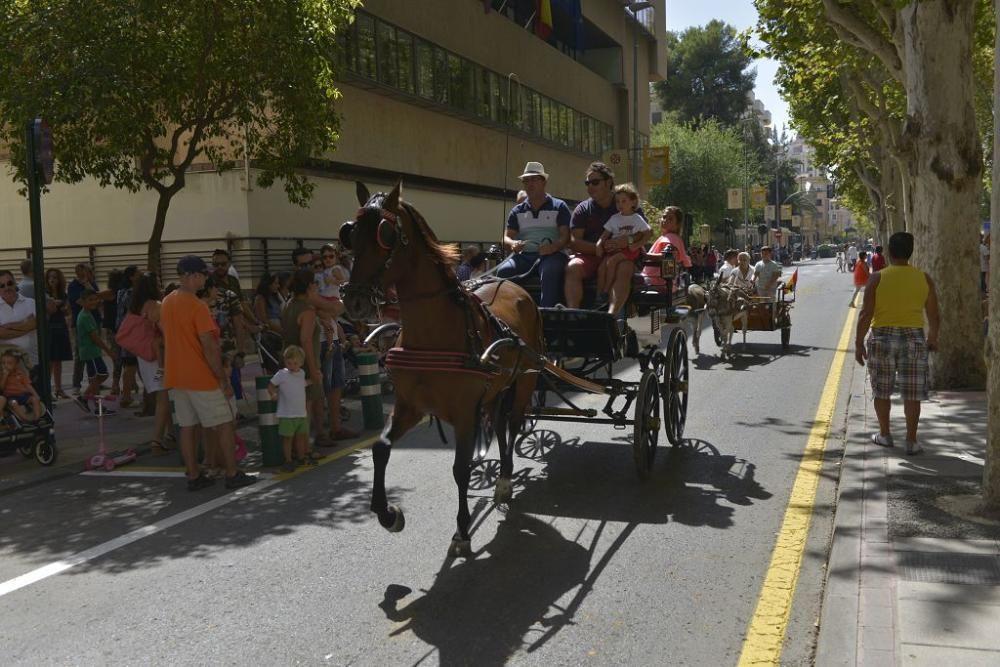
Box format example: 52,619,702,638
378,505,405,533
493,478,513,503
449,538,473,558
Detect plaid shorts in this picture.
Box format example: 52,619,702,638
867,327,929,401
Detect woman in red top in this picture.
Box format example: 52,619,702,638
849,251,870,307
871,246,887,272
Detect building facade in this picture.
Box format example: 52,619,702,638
1,0,666,258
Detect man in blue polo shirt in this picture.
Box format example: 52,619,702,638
496,161,571,307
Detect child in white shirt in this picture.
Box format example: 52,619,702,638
268,345,311,472
595,183,651,293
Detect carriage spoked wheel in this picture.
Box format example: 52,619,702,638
632,371,661,480
519,388,546,437
663,328,689,446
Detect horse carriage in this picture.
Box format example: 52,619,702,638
339,181,692,557
505,254,692,481
707,276,795,359
740,287,794,350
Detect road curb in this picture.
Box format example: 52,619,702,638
815,353,868,666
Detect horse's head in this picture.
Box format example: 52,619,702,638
339,181,407,320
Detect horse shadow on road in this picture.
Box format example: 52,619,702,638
378,510,591,667
381,432,772,665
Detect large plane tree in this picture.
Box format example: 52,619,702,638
0,0,360,271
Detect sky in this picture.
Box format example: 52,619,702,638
664,0,790,134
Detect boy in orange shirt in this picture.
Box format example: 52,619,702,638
849,251,870,307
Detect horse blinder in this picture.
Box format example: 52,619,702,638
339,221,355,251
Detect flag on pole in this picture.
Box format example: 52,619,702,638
535,0,553,39
784,268,798,293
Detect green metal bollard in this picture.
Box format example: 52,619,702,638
357,351,384,430
256,375,283,467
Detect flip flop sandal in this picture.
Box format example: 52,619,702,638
150,439,177,453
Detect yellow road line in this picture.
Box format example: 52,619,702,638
274,431,384,480
737,308,856,666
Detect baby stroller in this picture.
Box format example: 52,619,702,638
0,352,58,466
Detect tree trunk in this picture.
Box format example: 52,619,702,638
982,0,1000,510
901,0,985,389
879,151,905,235
147,190,175,275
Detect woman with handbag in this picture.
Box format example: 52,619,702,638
120,272,172,453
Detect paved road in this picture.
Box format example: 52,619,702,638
0,259,855,666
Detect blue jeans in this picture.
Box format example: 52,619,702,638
495,252,568,307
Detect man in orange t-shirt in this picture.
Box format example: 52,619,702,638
160,255,256,491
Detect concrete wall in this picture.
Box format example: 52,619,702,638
0,0,663,249
0,166,250,248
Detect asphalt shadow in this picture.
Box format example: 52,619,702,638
499,430,771,529
0,455,377,579
379,512,591,667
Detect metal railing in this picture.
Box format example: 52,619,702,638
1,236,500,292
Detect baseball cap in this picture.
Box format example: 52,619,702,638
177,255,209,275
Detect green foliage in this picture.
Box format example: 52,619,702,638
754,0,903,224
648,115,762,231
653,20,756,127
0,0,360,206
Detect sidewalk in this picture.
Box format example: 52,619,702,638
0,360,374,495
816,363,1000,666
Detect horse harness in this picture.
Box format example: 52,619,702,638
351,206,520,381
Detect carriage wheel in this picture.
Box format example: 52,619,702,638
34,436,57,466
663,328,689,446
473,405,497,463
781,327,790,351
632,371,661,481
519,388,545,436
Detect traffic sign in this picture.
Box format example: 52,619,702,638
643,147,670,186
32,118,54,185
727,188,742,210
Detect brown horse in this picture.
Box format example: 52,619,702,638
339,181,544,557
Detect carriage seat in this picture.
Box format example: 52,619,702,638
504,252,682,314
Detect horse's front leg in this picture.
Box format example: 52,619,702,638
450,418,477,558
371,401,421,532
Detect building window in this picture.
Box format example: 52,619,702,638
376,21,398,89
341,9,611,156
396,30,415,94
415,39,434,100
356,13,377,80
432,47,449,104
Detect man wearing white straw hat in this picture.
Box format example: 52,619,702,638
495,161,571,307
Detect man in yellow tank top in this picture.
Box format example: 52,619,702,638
854,232,940,455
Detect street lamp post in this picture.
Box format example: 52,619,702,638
626,2,652,187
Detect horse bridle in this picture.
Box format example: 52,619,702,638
339,197,409,309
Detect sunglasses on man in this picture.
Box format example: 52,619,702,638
584,178,606,186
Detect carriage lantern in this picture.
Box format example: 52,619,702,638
660,250,678,284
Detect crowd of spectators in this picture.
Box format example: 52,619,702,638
0,241,366,489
